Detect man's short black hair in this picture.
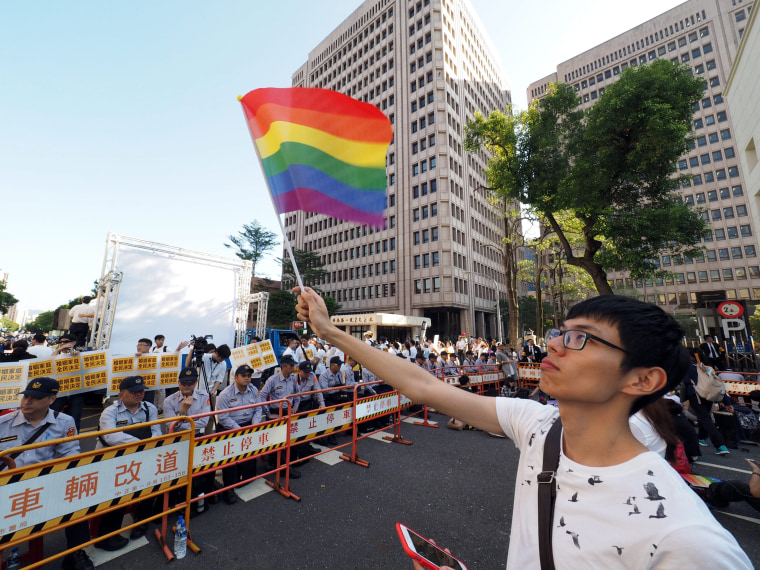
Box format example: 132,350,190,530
33,333,46,343
154,334,165,341
138,338,152,346
216,344,231,359
565,295,690,415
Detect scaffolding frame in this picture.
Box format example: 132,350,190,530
90,233,252,350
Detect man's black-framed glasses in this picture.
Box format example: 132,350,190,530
545,328,628,354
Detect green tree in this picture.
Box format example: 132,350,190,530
516,296,554,338
280,249,328,293
323,295,341,317
0,317,20,331
225,220,279,278
267,290,297,329
465,60,706,295
0,281,18,315
25,311,54,333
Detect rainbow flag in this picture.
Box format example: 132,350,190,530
240,87,394,227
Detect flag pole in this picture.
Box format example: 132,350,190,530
238,95,305,291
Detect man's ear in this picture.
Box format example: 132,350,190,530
623,367,668,397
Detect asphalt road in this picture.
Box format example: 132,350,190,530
33,405,760,568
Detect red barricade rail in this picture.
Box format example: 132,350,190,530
0,419,195,568
0,367,510,569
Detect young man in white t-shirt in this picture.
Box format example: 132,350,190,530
294,288,751,569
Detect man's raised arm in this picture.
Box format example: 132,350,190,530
294,286,503,434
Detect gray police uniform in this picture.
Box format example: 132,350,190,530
340,363,358,387
0,409,92,556
462,358,479,374
163,389,211,434
360,368,378,396
318,369,343,393
296,372,325,410
0,409,78,467
260,371,300,417
216,383,262,429
96,400,160,448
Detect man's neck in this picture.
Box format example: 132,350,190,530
557,401,646,467
23,411,49,427
123,401,142,413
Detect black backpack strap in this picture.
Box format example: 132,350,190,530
537,418,563,570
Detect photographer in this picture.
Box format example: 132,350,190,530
185,340,231,397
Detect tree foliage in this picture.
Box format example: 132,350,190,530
267,290,297,329
225,220,279,278
0,281,18,315
0,317,20,331
465,60,706,295
25,311,54,333
280,249,328,293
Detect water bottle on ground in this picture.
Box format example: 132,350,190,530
174,515,187,559
7,547,22,570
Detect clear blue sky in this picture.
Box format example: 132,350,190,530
2,0,682,315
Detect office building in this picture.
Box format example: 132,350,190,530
528,0,759,313
726,2,760,262
283,0,516,339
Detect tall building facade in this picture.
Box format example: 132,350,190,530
528,0,758,315
284,0,514,339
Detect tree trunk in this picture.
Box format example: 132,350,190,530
568,257,614,295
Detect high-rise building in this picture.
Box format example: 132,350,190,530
284,0,515,340
528,0,758,313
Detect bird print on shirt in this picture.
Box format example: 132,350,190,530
612,546,624,555
649,503,667,519
644,482,665,501
628,503,641,516
568,492,578,502
557,516,566,528
566,530,580,549
587,475,603,486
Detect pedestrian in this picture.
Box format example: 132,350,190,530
294,288,750,568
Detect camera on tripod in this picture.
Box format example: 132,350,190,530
190,334,214,366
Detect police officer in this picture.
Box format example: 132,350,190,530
163,367,213,510
259,357,302,478
462,350,479,374
293,361,323,458
426,352,443,377
163,368,211,436
296,361,325,412
216,365,263,503
340,356,360,394
96,376,161,549
319,356,346,406
260,356,301,418
0,378,94,570
318,356,347,445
